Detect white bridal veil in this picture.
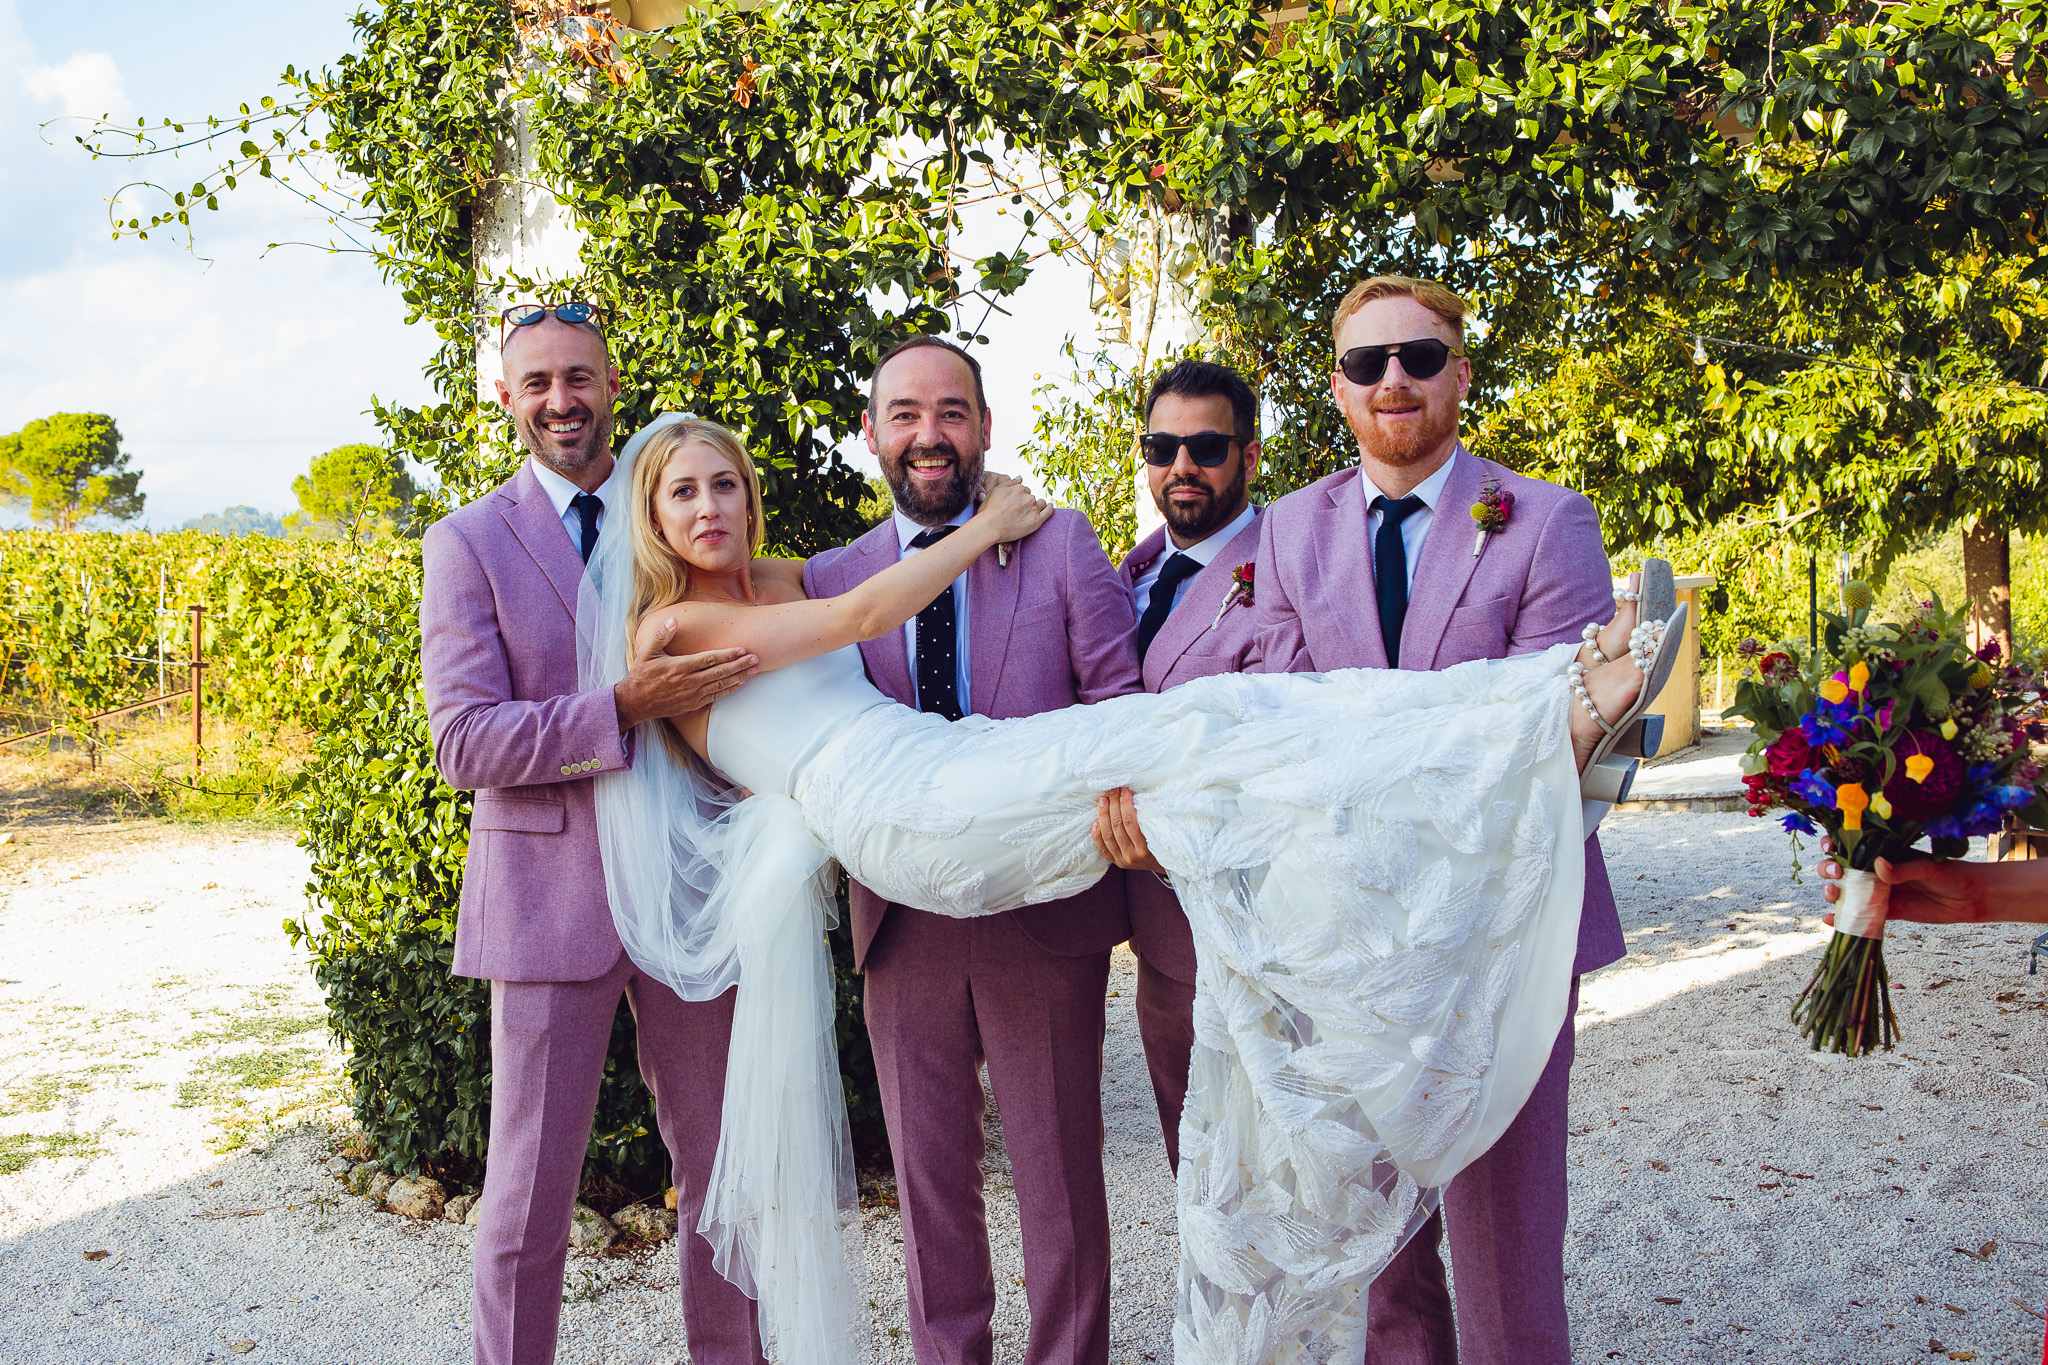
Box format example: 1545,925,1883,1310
576,413,866,1362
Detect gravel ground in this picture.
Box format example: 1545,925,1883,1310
1,812,2044,1363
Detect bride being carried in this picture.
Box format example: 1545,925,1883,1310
578,403,1682,1363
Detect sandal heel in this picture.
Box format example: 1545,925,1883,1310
1581,755,1638,805
1612,714,1664,759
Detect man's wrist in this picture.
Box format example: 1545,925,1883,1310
613,681,642,733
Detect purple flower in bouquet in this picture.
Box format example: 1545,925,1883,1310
1881,731,1965,821
1977,637,2003,663
1790,768,1837,807
1780,812,1818,835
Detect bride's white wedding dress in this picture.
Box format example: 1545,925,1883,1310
579,407,1587,1365
636,643,1585,1364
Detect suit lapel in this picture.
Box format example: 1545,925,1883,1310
967,534,1020,717
1143,511,1262,685
1321,473,1389,671
1401,445,1486,671
845,526,916,706
1120,526,1167,588
498,463,586,622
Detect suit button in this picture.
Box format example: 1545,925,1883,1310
560,766,571,775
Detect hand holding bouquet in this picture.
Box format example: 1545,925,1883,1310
1727,587,2048,1056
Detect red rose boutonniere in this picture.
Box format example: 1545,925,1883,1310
1470,477,1514,559
1212,562,1255,628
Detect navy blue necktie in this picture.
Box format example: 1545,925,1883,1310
1135,552,1202,663
571,493,603,565
1372,494,1425,668
909,526,964,720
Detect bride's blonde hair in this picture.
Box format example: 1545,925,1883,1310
627,418,766,642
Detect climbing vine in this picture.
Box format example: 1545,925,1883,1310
72,0,2048,1182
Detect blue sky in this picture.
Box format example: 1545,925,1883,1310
1,3,1092,529
2,1,439,527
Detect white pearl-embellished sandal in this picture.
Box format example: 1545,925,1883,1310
1575,561,1684,818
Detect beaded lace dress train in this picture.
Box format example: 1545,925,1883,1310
658,641,1587,1363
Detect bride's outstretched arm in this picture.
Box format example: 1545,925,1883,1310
647,478,1051,673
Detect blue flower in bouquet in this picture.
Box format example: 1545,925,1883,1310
1780,812,1818,836
1790,769,1837,808
1923,772,2030,840
1800,702,1856,746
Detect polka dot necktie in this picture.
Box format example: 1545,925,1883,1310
909,526,964,720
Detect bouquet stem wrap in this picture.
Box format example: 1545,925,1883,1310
1830,867,1886,939
1793,866,1898,1056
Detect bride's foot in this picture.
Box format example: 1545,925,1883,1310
1570,651,1649,772
1567,565,1682,775
1575,572,1640,676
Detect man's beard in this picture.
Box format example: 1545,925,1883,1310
515,403,615,479
1356,386,1459,467
1157,461,1248,542
884,439,982,525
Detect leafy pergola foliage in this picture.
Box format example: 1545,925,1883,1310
1479,244,2048,561
71,0,2048,1178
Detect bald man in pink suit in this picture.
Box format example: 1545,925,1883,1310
1254,278,1623,1365
422,311,766,1365
804,336,1140,1365
1095,359,1267,1174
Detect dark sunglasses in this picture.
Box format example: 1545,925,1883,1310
1139,432,1239,467
500,301,605,337
1337,337,1464,387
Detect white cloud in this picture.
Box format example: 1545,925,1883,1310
0,245,439,528
23,51,125,119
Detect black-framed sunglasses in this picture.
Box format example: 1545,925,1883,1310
1337,337,1465,387
1139,431,1239,467
500,301,605,338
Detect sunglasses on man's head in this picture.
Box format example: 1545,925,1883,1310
1337,337,1464,387
500,301,605,337
1139,432,1239,467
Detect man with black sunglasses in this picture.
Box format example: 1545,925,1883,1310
1090,358,1266,1174
1253,277,1626,1365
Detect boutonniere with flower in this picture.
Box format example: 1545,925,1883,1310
1470,477,1514,558
1212,562,1255,629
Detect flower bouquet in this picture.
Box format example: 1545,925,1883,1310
1726,586,2048,1056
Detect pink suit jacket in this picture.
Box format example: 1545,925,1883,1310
803,508,1143,969
421,462,635,984
1253,446,1627,975
1116,511,1266,986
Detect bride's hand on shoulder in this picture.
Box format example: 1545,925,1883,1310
973,472,1052,543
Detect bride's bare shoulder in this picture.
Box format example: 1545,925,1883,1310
751,556,808,599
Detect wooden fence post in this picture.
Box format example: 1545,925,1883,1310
189,605,205,773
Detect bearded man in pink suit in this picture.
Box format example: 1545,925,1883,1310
1254,277,1625,1365
420,307,769,1365
1089,358,1265,1174
803,335,1140,1365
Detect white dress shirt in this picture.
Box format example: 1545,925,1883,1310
1130,503,1259,622
895,504,974,714
530,455,623,554
1361,455,1456,592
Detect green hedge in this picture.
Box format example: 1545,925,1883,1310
264,539,883,1189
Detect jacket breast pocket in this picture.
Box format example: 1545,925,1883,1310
1439,594,1513,662
470,794,566,833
